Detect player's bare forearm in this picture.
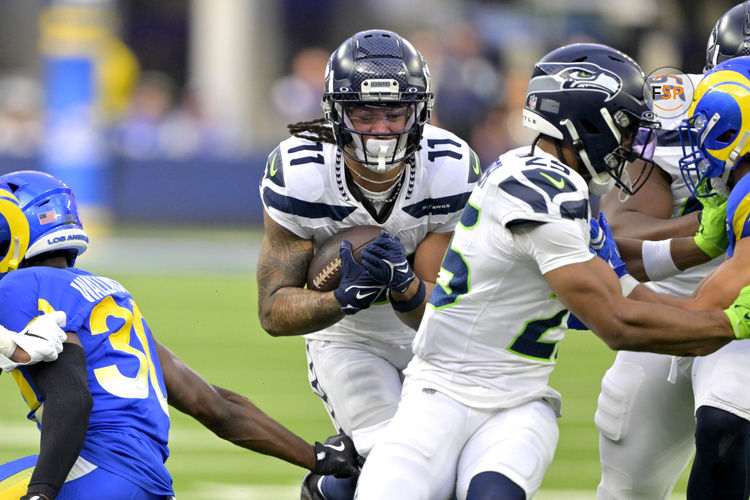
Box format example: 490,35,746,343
605,210,700,240
209,386,316,470
600,298,732,356
601,163,700,240
263,287,344,336
613,236,649,281
257,212,344,335
546,258,734,356
158,341,317,469
617,235,713,282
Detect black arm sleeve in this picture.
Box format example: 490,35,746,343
24,343,92,500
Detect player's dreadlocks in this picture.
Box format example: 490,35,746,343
287,118,335,144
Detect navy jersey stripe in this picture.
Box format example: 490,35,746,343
498,178,548,214
401,192,472,218
560,199,589,221
262,187,356,220
525,169,578,199
459,203,480,228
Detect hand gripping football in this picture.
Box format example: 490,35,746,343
307,225,383,292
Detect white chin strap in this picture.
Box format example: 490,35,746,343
365,138,400,173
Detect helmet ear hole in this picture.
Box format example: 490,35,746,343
579,118,601,135
716,129,737,143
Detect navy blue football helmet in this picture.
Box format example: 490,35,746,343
705,2,750,71
0,170,88,272
522,43,659,196
322,29,434,173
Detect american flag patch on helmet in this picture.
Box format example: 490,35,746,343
38,210,59,225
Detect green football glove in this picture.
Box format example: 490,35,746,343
724,284,750,339
693,182,728,259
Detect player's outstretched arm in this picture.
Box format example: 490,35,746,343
22,333,92,500
659,236,750,313
156,341,360,476
545,257,734,356
592,196,727,283
600,163,700,240
257,211,344,336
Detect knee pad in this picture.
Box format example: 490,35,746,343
466,471,524,500
595,361,645,442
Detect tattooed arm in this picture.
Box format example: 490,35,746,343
257,211,344,336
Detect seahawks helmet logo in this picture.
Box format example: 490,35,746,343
529,62,623,102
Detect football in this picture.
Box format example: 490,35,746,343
306,225,383,292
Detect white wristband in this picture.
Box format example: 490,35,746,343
641,239,680,282
619,274,640,297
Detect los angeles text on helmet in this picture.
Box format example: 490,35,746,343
47,234,89,245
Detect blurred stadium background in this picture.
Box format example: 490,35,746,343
0,0,736,497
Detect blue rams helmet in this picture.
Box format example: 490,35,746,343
322,29,434,173
0,170,88,272
522,43,659,196
705,2,750,72
678,57,750,197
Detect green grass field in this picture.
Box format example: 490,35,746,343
0,245,692,498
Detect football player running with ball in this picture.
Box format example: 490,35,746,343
355,43,750,500
257,30,480,500
0,171,359,500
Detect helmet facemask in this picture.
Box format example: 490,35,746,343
560,107,659,197
337,101,422,173
679,110,750,198
599,109,659,196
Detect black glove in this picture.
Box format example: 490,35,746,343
312,433,360,478
333,241,385,315
360,231,416,293
21,494,51,500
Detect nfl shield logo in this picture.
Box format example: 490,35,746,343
528,94,537,109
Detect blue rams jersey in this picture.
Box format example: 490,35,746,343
0,267,173,495
260,123,480,344
727,173,750,257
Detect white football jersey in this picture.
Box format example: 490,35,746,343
408,147,593,415
647,73,724,297
259,123,480,344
